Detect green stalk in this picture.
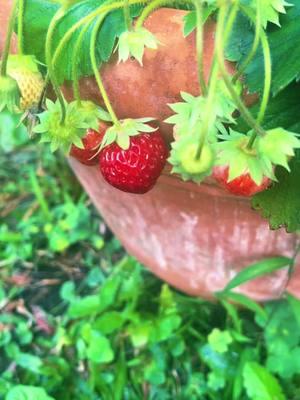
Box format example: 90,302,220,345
0,0,18,76
239,5,272,149
194,0,207,96
71,0,116,104
17,0,25,54
240,5,271,126
233,0,261,84
196,2,239,158
123,0,132,31
90,14,120,126
71,23,92,105
45,8,67,124
215,4,265,139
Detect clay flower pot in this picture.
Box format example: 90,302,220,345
65,9,299,301
1,4,299,300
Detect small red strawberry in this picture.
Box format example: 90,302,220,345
70,121,108,165
213,166,271,197
99,120,168,193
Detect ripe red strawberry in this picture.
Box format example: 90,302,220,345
213,166,271,197
99,130,168,194
70,122,108,165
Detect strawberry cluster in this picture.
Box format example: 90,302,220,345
1,0,299,199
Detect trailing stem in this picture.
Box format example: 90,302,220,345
194,0,207,96
239,5,272,149
123,0,132,31
233,0,261,84
195,2,239,158
90,14,120,125
215,4,266,141
45,8,67,124
71,23,92,105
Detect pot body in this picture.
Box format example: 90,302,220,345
70,159,300,301
65,8,299,300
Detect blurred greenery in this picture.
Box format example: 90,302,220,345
1,110,300,400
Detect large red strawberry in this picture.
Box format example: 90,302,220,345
99,119,168,194
70,121,108,165
213,166,271,197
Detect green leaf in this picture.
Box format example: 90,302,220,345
217,291,267,321
15,353,42,373
286,293,300,327
6,386,54,400
93,311,125,334
223,256,292,291
227,2,300,95
183,6,217,37
86,331,114,364
60,281,76,302
208,329,232,354
207,370,226,391
252,154,300,231
267,343,300,379
23,0,144,83
0,111,28,153
236,82,300,134
68,295,100,318
243,362,285,400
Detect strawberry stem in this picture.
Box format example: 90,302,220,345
215,3,265,139
45,8,67,124
246,130,257,150
90,14,120,126
123,0,132,31
240,5,271,126
195,2,238,159
232,0,261,84
0,0,18,77
194,0,207,96
17,0,25,55
71,22,92,106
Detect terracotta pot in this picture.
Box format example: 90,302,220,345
66,9,299,300
1,4,299,300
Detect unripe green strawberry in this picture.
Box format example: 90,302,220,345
169,134,215,183
7,55,44,111
180,142,214,174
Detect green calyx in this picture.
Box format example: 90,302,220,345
215,128,300,185
251,0,292,28
101,118,157,150
258,128,300,171
169,135,215,183
165,84,238,141
6,54,40,74
0,75,21,113
117,27,159,66
33,99,92,153
76,101,112,130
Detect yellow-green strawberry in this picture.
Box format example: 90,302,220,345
7,55,44,111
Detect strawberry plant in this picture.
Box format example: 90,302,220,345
1,0,300,229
